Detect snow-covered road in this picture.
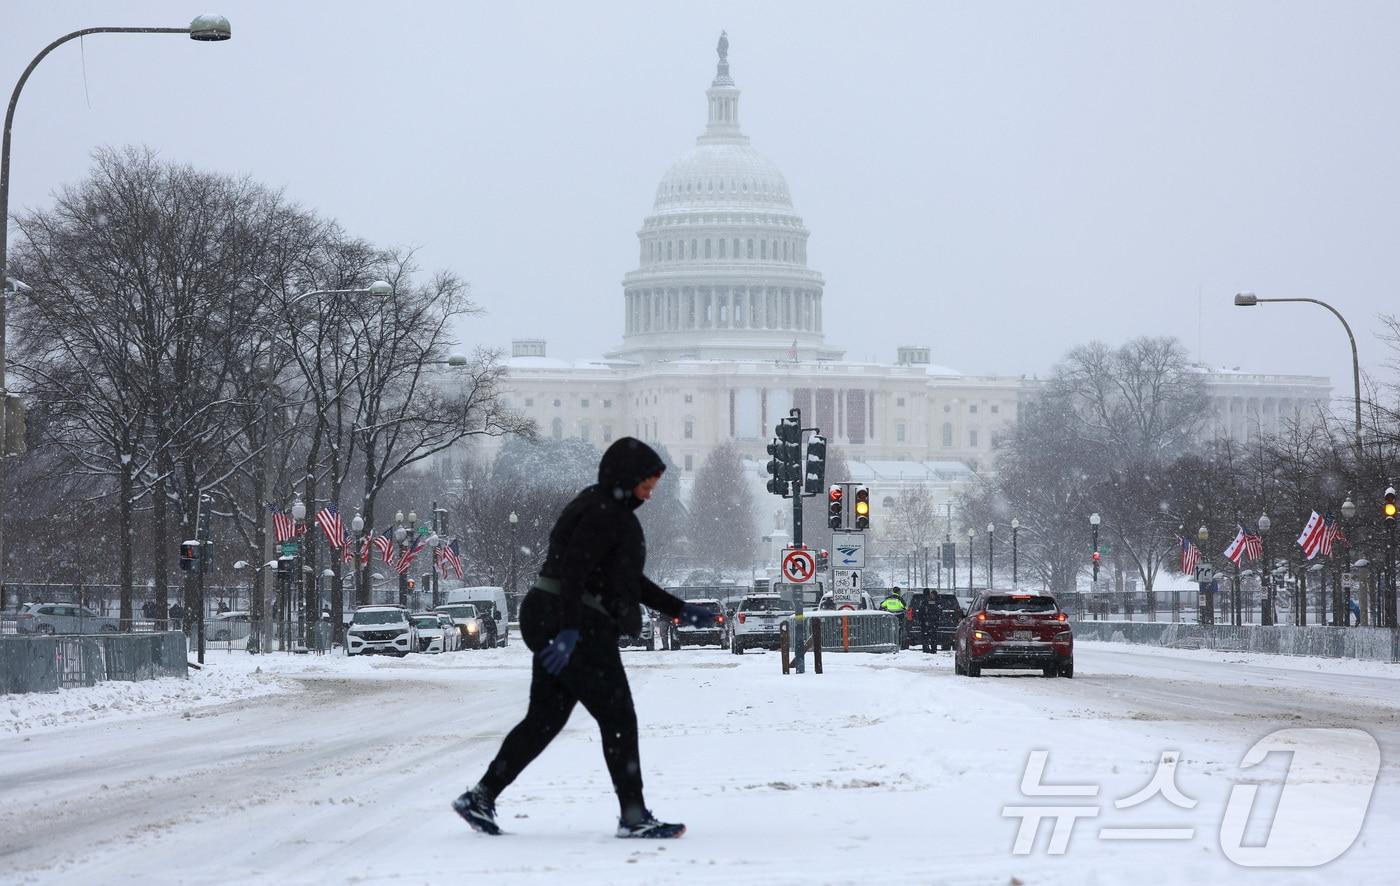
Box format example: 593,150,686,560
3,641,1398,885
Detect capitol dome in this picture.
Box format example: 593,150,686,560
610,33,841,365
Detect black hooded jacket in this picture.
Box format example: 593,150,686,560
537,437,685,635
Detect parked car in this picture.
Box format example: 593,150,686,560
618,608,658,651
955,591,1073,678
730,593,794,654
436,603,486,649
208,610,252,642
15,602,118,635
908,591,965,651
668,598,726,649
346,605,416,657
412,612,458,654
443,587,509,647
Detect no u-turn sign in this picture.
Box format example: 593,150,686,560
781,548,816,583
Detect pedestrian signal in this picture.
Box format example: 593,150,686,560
179,541,197,572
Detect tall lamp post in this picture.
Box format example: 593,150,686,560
394,510,418,608
1339,495,1355,627
291,496,308,644
0,13,232,610
1234,292,1363,456
1385,484,1397,629
1011,517,1020,589
966,526,976,591
508,510,520,616
1258,512,1273,626
986,523,996,589
348,512,365,631
1196,524,1213,626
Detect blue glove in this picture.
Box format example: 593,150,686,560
678,603,717,628
538,629,580,676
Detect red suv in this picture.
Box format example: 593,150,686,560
954,591,1073,678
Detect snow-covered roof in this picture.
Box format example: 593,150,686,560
846,459,977,483
504,355,627,371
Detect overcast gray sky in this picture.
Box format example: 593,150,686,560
6,1,1400,397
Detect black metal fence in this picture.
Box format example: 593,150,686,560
1075,620,1400,662
0,631,188,694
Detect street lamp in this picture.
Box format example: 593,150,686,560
1089,512,1101,587
508,510,520,616
0,13,232,609
1258,511,1273,626
1011,517,1020,589
1196,524,1213,626
1338,496,1355,627
967,526,976,591
1385,484,1397,629
987,522,996,589
349,512,366,610
1233,292,1363,455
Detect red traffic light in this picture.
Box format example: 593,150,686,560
1092,551,1101,562
829,486,843,502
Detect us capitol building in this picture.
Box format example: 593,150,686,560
476,34,1330,529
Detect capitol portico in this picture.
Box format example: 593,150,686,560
475,34,1332,519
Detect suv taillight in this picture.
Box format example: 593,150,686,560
717,615,725,625
738,612,747,624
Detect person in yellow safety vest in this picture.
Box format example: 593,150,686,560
879,587,906,615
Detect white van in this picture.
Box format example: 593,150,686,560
443,586,509,647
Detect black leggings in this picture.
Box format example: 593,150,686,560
478,590,646,822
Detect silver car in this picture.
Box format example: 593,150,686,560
16,602,119,635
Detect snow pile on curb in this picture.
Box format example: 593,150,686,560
0,661,296,735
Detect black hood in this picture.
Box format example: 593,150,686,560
597,437,665,506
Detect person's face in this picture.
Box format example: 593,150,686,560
633,474,660,501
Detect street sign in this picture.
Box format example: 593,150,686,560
832,531,865,568
781,548,816,584
279,542,298,557
1193,564,1215,584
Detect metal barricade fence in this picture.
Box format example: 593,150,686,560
0,632,188,694
1074,620,1400,663
786,611,901,654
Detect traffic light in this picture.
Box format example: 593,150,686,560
853,486,871,530
765,437,786,495
1092,549,1101,580
277,556,293,578
179,541,197,572
804,433,827,496
765,416,803,496
827,485,844,529
1386,485,1397,522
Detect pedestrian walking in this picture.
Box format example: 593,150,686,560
453,438,716,839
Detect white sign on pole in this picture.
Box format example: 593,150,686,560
781,548,816,584
832,532,865,569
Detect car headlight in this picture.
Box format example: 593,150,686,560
467,623,478,632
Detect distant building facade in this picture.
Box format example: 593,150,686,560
468,35,1331,537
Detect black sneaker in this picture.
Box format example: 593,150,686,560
616,810,686,839
452,785,501,835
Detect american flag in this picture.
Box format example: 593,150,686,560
1179,535,1201,575
359,535,372,566
1318,514,1346,557
441,538,464,579
397,539,426,575
373,534,396,567
1242,529,1262,562
1297,510,1326,561
316,506,344,549
341,542,354,564
787,339,798,361
272,509,298,543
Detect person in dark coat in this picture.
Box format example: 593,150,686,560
453,437,715,839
